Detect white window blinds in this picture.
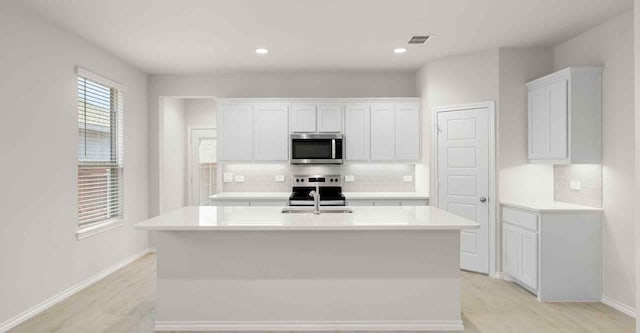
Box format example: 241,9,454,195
77,69,124,227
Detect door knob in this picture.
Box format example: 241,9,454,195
480,197,487,203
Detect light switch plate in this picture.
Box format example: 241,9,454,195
234,175,245,183
275,175,285,182
344,175,355,182
570,180,582,190
403,175,413,182
223,173,233,183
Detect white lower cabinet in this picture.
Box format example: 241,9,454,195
501,205,601,301
503,222,538,291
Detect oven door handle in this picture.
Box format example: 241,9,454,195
331,139,336,159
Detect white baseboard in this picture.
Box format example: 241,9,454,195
0,248,151,333
154,320,464,331
493,271,505,279
602,296,637,318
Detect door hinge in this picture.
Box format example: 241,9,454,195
435,124,442,134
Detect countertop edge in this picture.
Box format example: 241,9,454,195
209,192,430,201
500,201,603,213
135,225,478,231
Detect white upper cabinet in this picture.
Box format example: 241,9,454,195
370,103,396,161
254,104,289,161
291,104,317,133
219,98,421,164
291,103,342,133
344,103,370,161
527,67,602,164
316,104,342,132
220,103,254,161
394,103,421,161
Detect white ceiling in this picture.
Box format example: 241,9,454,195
18,0,633,74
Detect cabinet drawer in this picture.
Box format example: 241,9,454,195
502,207,538,231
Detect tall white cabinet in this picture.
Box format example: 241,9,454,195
526,67,602,164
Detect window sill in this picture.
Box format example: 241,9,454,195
76,218,124,240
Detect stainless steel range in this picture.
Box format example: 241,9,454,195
288,175,346,206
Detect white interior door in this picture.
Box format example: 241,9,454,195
437,107,490,274
189,128,217,206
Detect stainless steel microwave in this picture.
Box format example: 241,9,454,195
290,133,343,164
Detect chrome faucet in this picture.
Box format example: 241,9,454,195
309,190,320,214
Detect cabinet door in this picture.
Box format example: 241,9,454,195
254,104,289,161
395,103,421,161
370,103,395,161
519,228,539,290
503,223,520,279
220,104,254,161
291,104,316,132
547,80,568,159
344,103,370,161
528,87,548,159
317,104,342,132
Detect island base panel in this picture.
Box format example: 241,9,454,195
154,230,463,331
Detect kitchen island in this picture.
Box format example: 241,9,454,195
136,206,478,331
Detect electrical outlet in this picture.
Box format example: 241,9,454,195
275,175,285,182
570,180,582,191
223,173,233,183
234,175,245,183
403,175,413,182
344,175,355,182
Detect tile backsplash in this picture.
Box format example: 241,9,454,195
553,164,602,208
221,163,416,193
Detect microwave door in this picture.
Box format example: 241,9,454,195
291,139,336,164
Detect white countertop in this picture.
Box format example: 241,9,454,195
209,192,290,201
209,192,429,201
343,192,429,200
135,206,478,231
501,201,603,213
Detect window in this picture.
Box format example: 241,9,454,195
77,68,124,232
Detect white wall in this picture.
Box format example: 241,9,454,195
554,11,635,311
160,97,187,213
635,2,640,330
416,48,556,275
498,48,554,203
148,71,417,216
415,49,501,199
185,98,217,128
0,2,149,328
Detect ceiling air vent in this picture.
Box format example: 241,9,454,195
408,35,431,44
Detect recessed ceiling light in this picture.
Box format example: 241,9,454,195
255,48,269,55
393,48,407,54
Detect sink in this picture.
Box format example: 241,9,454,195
282,207,353,214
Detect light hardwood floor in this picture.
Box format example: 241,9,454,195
8,253,634,333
